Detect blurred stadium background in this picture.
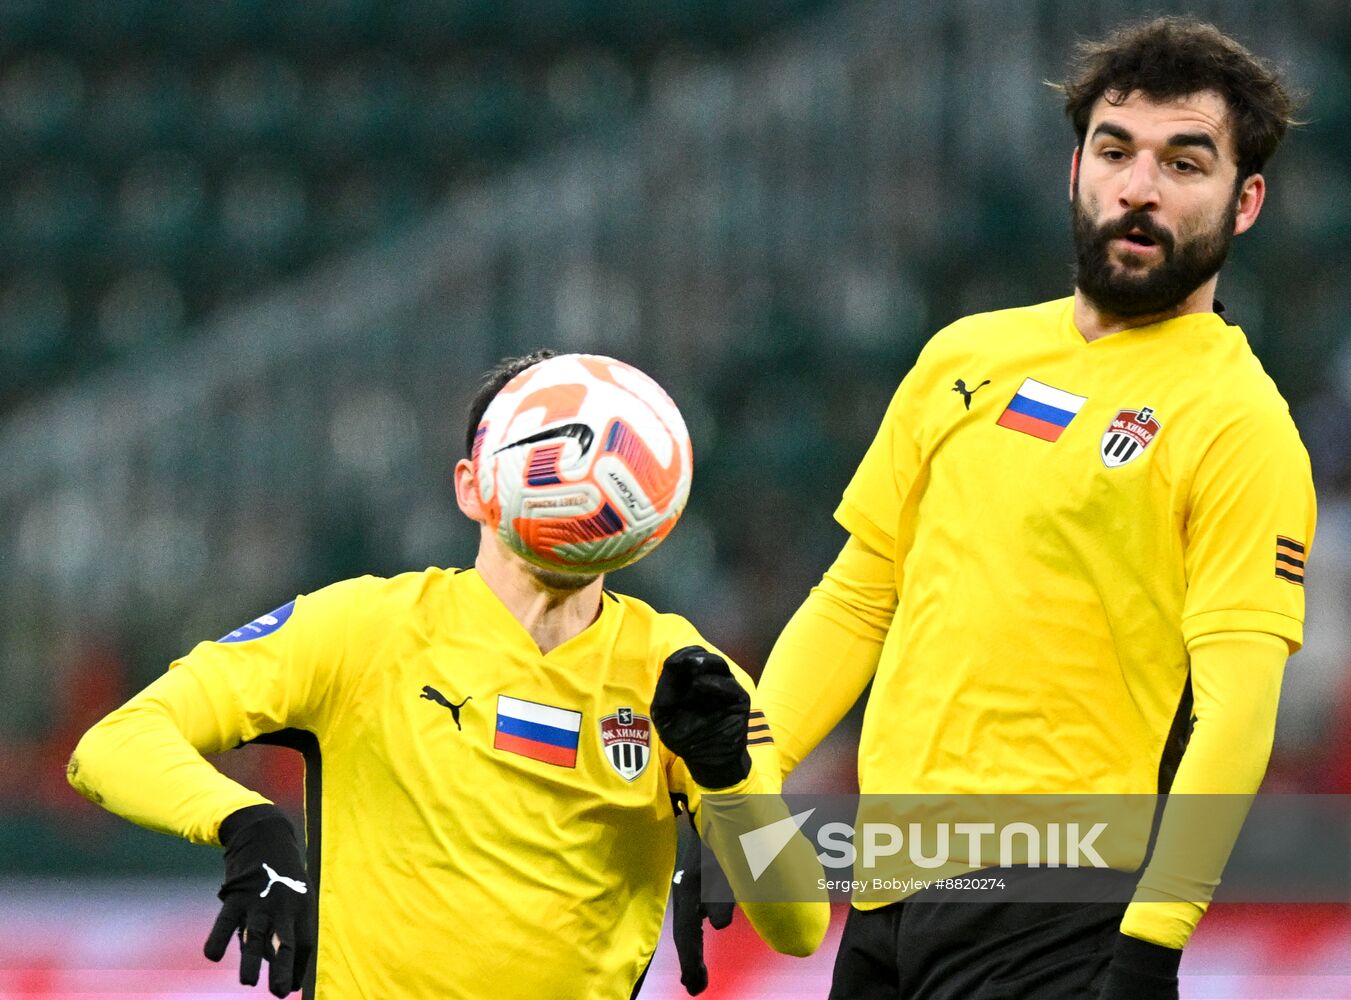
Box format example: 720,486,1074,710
0,0,1347,996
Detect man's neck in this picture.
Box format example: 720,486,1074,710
474,540,604,655
1072,277,1218,343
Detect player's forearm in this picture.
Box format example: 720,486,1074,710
715,806,830,958
694,773,830,957
68,673,270,846
737,898,831,957
759,534,894,777
1121,630,1287,949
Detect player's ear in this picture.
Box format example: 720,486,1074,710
1233,172,1265,236
454,458,485,523
1069,145,1081,202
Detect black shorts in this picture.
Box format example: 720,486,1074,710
828,868,1133,1000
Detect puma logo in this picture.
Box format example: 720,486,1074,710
952,378,991,410
420,685,472,730
260,863,307,898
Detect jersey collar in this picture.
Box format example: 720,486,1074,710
1063,296,1236,345
458,567,620,658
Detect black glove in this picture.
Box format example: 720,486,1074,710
651,646,751,789
671,807,735,996
204,804,314,998
1098,933,1181,1000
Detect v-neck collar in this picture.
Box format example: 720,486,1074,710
1061,297,1231,347
459,567,618,658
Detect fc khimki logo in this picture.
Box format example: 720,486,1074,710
739,811,1110,880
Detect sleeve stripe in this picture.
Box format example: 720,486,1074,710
1276,552,1305,569
747,710,773,744
1275,567,1305,585
1276,536,1306,554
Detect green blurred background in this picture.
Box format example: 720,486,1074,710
0,0,1347,898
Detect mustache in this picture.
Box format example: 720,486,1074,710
1098,211,1175,254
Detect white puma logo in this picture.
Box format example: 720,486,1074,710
260,862,308,898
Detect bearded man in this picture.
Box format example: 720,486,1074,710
756,16,1314,1000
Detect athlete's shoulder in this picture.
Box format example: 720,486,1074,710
954,296,1069,330
604,590,755,683
294,568,464,637
1149,333,1305,488
310,566,454,604
1188,319,1296,421
386,565,465,601
604,590,710,649
604,589,684,636
922,297,1071,358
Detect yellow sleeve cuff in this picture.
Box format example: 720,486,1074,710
1182,609,1304,653
1120,899,1208,950
833,500,895,560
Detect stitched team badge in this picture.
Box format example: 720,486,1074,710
599,707,652,781
1101,407,1162,468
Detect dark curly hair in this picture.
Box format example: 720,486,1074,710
1055,16,1303,180
464,349,557,457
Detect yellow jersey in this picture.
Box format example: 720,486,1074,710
838,297,1314,798
68,567,785,999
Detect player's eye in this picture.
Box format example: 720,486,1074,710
1100,148,1128,162
1170,159,1199,173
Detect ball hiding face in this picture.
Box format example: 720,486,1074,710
471,353,693,576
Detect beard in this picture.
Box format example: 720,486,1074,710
1072,191,1237,318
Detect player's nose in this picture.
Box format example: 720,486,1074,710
1117,154,1161,212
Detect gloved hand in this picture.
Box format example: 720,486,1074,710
651,646,751,789
671,808,735,996
204,804,314,997
1098,932,1181,999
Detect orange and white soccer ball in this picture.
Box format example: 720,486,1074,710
472,354,693,575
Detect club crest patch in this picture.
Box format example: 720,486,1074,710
599,707,652,781
1101,407,1162,468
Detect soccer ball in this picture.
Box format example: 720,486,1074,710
472,353,693,575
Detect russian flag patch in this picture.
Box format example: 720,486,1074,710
996,378,1088,443
494,695,583,768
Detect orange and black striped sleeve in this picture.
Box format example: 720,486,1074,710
1275,535,1306,586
